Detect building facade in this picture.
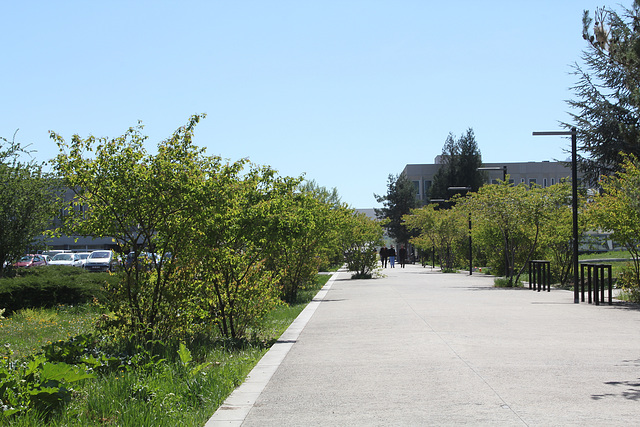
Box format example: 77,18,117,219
45,187,124,252
402,160,574,205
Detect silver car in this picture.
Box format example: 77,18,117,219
85,250,115,272
74,252,92,268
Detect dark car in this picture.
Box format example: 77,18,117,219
14,254,47,268
124,251,155,270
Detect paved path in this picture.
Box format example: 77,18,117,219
207,263,640,426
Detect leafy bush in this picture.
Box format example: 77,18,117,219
618,265,640,303
346,247,378,279
0,266,115,315
0,343,95,420
494,277,523,288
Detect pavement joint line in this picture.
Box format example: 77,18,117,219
204,269,342,426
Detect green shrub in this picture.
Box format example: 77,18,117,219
494,277,523,288
617,265,640,303
0,266,116,315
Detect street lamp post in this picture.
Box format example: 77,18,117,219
448,186,472,276
428,199,446,270
478,165,510,278
532,128,579,304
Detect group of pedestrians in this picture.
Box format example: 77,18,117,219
378,244,407,268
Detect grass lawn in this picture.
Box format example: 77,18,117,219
579,250,634,281
1,273,332,426
1,304,104,360
579,250,631,261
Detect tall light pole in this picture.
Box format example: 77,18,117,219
448,186,472,275
532,128,579,304
478,165,510,278
429,199,446,270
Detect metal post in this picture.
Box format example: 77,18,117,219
580,263,585,302
598,264,604,303
571,128,579,303
432,246,435,269
533,128,579,303
546,261,551,292
446,187,472,275
588,265,592,304
593,265,600,305
478,166,509,279
607,265,613,305
571,127,580,304
468,212,472,276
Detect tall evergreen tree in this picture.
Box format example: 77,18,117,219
374,173,418,245
565,1,640,185
430,128,485,201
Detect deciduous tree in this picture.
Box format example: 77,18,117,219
586,154,640,297
51,115,210,338
0,134,59,277
340,210,383,278
265,188,336,303
186,164,291,338
404,203,468,272
464,181,570,286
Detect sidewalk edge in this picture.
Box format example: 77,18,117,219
204,270,341,426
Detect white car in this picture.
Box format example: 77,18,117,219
74,252,92,268
48,252,82,267
85,250,115,272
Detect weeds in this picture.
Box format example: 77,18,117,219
1,272,330,425
494,277,524,288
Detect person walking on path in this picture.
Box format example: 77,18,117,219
388,245,396,268
379,245,388,268
399,245,407,268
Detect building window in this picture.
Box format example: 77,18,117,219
412,181,420,195
551,178,555,185
543,178,547,188
529,178,537,186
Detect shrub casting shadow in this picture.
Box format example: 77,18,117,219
592,378,640,401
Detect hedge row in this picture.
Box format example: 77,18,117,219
0,266,117,315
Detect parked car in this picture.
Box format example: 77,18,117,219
85,250,115,272
124,251,155,270
13,254,47,268
48,252,82,267
74,252,92,268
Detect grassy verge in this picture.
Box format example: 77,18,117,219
579,251,633,285
1,304,104,360
578,250,631,261
1,273,332,426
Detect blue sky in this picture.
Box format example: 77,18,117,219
2,1,610,208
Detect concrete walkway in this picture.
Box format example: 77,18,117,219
207,263,640,426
